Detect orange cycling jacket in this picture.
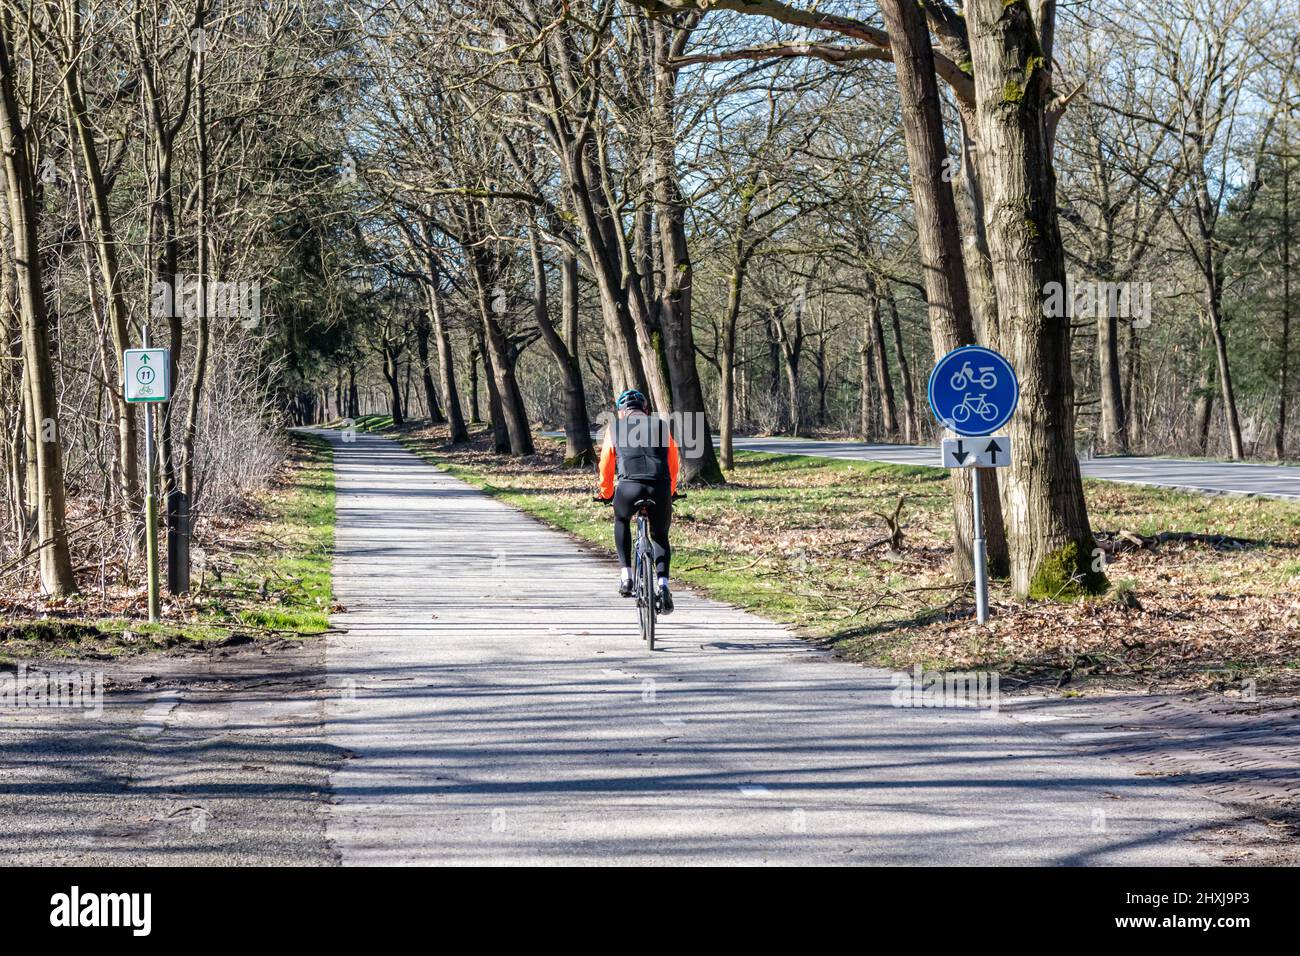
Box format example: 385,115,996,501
598,415,680,500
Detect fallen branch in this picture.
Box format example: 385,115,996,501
872,495,907,557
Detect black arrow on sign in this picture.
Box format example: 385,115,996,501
951,439,968,465
984,439,1002,464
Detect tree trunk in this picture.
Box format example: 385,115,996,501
471,272,532,455
866,283,899,439
885,286,918,442
137,30,186,513
347,364,360,419
382,340,404,426
0,22,77,594
767,313,785,431
718,250,747,470
1192,347,1215,454
966,0,1100,597
953,115,1001,344
650,17,724,484
1206,290,1244,459
414,315,446,425
1124,321,1143,452
428,281,467,440
0,216,13,510
529,228,594,465
468,346,483,425
404,360,414,416
540,23,668,410
407,218,467,438
181,28,211,506
777,333,802,437
21,353,37,535
878,0,1009,581
1277,153,1292,460
859,333,874,440
1097,310,1128,454
0,196,29,547
60,23,140,529
562,147,654,402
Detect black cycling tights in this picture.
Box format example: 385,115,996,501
613,480,672,577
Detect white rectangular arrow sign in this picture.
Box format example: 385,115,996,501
942,436,1012,468
123,348,170,403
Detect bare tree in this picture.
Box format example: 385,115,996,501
0,3,77,594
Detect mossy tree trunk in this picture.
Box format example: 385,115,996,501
966,0,1103,597
877,0,1009,581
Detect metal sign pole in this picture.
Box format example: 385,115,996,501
142,325,161,624
971,465,988,625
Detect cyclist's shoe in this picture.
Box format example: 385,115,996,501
618,578,635,598
657,584,674,615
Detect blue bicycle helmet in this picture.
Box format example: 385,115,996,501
616,388,648,411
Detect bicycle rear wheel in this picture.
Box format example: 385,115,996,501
638,548,656,651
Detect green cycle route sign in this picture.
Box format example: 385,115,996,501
123,348,170,403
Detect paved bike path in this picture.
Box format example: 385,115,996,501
317,431,1254,865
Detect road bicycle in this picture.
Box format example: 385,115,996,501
950,361,998,391
631,497,659,650
595,492,685,651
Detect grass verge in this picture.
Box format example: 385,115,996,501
0,432,336,660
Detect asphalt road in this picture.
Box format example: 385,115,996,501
315,430,1269,865
728,436,1300,500
0,644,338,866
544,431,1299,499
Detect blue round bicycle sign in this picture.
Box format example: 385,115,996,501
927,345,1019,436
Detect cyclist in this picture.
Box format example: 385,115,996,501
595,389,680,613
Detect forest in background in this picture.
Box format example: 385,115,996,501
1,0,1296,607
